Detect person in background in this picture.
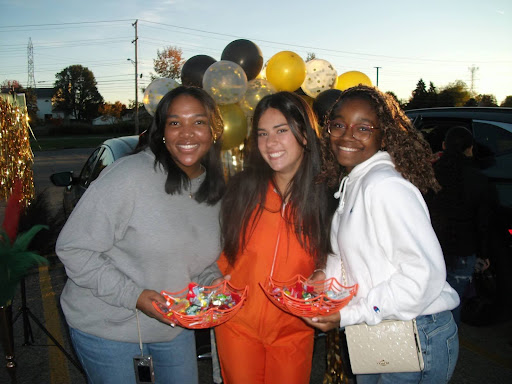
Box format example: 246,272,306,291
425,126,494,325
56,86,226,384
305,85,460,383
215,92,334,384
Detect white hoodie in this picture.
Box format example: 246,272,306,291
325,151,459,328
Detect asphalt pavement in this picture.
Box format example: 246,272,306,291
1,260,511,384
1,148,511,383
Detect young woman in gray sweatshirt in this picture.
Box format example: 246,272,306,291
56,86,226,384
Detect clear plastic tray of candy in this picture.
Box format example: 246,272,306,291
260,274,358,317
152,281,248,329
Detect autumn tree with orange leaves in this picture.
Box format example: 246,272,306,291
152,46,185,80
98,101,126,124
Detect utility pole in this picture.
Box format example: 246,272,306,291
374,67,381,87
132,20,139,135
468,65,479,95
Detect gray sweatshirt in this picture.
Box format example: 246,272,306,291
56,149,222,343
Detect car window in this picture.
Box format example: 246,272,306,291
414,118,471,153
473,121,512,184
90,147,115,182
78,147,102,188
473,121,512,157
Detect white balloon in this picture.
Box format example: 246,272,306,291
202,61,248,105
301,59,338,99
143,78,180,116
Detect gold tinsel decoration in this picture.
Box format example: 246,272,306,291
0,95,35,208
323,329,351,384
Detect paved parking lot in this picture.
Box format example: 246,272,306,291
1,257,511,384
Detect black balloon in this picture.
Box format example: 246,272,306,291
181,55,217,87
313,89,342,126
221,39,263,80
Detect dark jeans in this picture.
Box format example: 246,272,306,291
446,254,477,325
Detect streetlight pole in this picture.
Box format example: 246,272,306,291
374,67,381,87
132,20,139,135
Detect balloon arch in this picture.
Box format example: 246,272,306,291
143,39,373,174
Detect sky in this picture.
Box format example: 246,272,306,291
1,0,511,106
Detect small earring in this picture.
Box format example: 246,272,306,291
213,133,217,144
162,137,166,144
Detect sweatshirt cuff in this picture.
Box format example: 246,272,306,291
121,285,145,310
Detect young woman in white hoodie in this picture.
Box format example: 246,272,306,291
304,85,460,383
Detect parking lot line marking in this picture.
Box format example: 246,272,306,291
39,265,71,384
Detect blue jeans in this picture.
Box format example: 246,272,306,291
356,310,459,384
69,327,198,384
446,254,477,325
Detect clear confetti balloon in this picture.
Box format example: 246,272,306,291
143,78,180,116
202,61,248,105
239,79,276,117
301,59,338,98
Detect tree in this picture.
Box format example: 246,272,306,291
1,80,39,123
406,79,429,109
1,79,22,92
52,65,103,121
306,52,316,62
500,96,512,107
437,80,470,107
153,46,185,80
464,98,478,107
98,101,126,124
426,82,438,107
475,94,498,107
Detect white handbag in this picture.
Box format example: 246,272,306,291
345,319,424,374
339,259,424,374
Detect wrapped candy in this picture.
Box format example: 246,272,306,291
153,281,247,328
260,275,358,317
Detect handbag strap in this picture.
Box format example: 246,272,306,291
340,258,348,286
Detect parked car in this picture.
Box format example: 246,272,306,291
50,134,213,360
405,107,512,211
50,135,140,217
405,107,512,309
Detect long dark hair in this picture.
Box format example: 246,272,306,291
221,92,333,267
319,85,440,194
135,86,225,205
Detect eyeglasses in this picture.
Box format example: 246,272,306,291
327,121,379,141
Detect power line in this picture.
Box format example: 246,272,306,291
0,19,134,29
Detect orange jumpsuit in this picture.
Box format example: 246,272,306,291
216,184,316,384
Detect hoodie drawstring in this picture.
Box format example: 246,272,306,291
334,175,349,213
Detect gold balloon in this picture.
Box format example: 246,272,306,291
266,51,306,92
219,103,248,150
334,71,372,91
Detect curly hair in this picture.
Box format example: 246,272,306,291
318,85,440,194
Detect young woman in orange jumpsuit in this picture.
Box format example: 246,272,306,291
216,92,334,384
